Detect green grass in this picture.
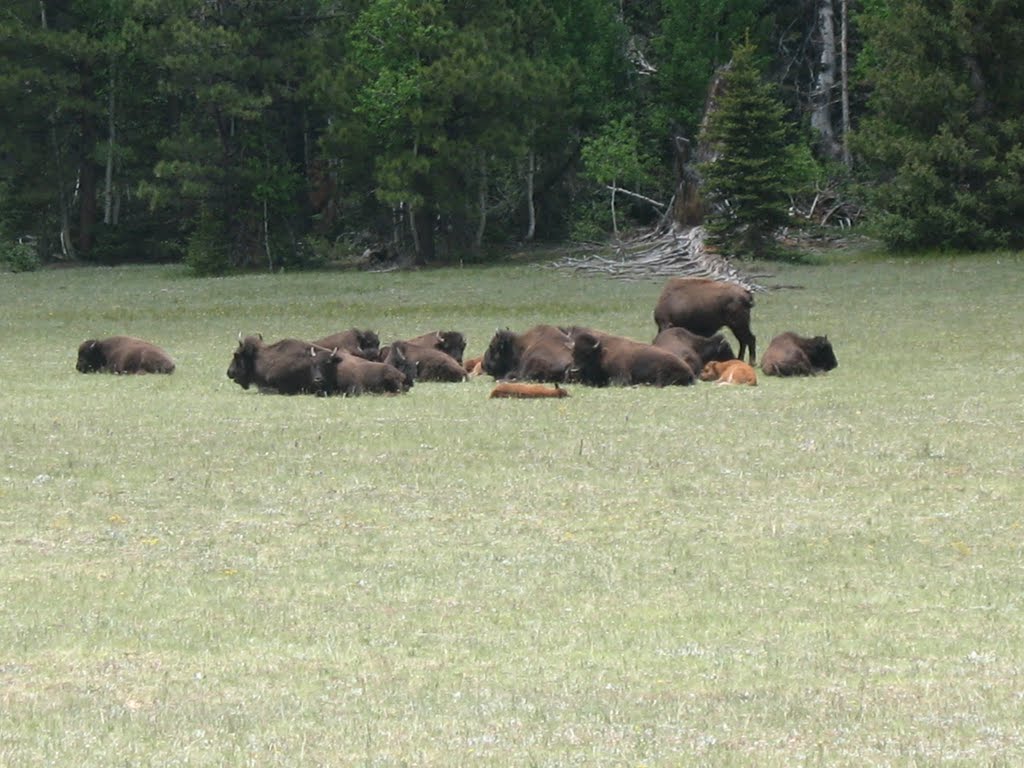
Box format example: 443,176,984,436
1,254,1023,766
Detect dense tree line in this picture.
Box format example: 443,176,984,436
1,0,1022,274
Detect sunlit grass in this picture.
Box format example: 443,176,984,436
1,254,1023,765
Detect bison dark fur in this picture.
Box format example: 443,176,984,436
404,330,466,363
383,341,466,382
760,332,838,377
76,336,175,374
571,331,695,387
652,327,736,374
653,277,756,364
226,335,334,395
312,328,380,360
327,350,413,396
482,325,574,382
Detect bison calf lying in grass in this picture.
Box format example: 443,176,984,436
699,360,758,386
760,332,838,377
227,334,335,395
653,277,756,364
76,336,175,374
489,382,569,399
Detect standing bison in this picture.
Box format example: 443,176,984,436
226,335,335,395
482,325,574,382
76,336,175,374
653,277,756,364
760,332,838,377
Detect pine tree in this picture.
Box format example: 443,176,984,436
854,0,1024,250
699,41,796,259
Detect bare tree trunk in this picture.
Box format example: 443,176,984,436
41,1,75,259
103,64,116,224
523,150,536,242
610,178,619,240
263,200,273,271
474,153,487,251
840,0,852,167
810,0,842,160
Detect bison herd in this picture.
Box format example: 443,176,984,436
75,276,837,395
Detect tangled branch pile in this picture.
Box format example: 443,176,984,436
550,226,764,292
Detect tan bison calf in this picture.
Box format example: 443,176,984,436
699,360,758,386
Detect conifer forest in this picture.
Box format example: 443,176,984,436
2,1,1022,273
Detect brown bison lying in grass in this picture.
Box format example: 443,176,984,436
489,382,569,399
327,349,414,396
227,335,335,395
571,330,695,387
699,360,758,386
382,341,467,382
651,326,736,375
483,325,574,382
760,332,838,377
653,277,756,364
76,336,175,374
312,329,380,360
403,330,467,363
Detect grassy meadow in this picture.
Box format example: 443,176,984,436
1,252,1023,766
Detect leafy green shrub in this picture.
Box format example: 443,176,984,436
0,240,41,272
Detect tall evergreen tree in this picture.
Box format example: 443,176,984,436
854,0,1024,249
699,41,798,258
141,0,326,274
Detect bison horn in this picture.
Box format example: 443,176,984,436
435,331,444,341
237,331,244,343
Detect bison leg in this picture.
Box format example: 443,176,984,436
733,327,756,365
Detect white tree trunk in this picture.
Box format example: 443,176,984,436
41,0,75,258
103,65,116,225
524,150,536,242
475,153,487,251
840,0,852,166
610,179,619,240
810,0,842,160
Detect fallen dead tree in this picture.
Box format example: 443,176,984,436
549,226,765,292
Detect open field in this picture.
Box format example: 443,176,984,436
2,253,1023,766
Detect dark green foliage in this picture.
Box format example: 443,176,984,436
699,41,800,259
855,0,1024,250
1,0,1019,268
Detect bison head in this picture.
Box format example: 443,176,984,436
482,329,518,378
570,332,609,387
355,329,381,359
807,336,838,372
76,339,106,373
707,333,737,363
381,342,417,390
436,331,466,363
226,334,263,389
